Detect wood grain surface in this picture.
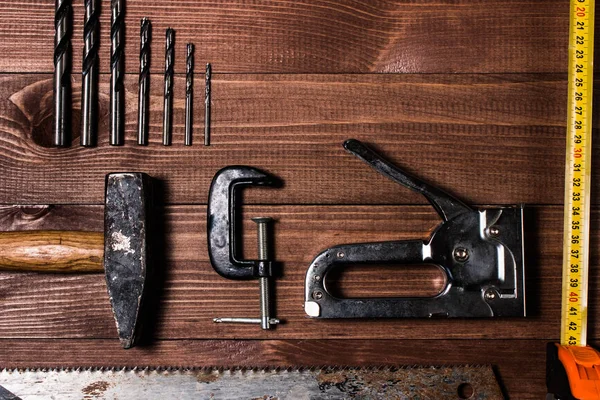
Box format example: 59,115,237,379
0,73,569,205
0,231,104,273
0,1,587,398
0,1,567,74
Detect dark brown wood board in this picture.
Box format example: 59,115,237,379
0,1,586,398
0,1,568,74
0,73,568,204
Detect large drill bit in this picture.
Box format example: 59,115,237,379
110,0,125,146
54,0,72,147
204,63,211,146
162,28,174,146
137,18,151,146
80,0,99,147
184,43,194,146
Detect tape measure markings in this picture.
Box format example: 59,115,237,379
560,0,595,347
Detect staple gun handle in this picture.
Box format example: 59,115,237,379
344,139,471,221
304,240,450,318
316,240,426,266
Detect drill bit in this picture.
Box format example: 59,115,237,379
110,0,125,146
54,0,72,147
184,43,194,146
137,18,151,146
80,0,99,147
204,63,211,146
162,28,174,146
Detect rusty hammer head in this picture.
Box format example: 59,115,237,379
104,173,153,349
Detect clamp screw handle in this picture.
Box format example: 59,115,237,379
212,216,281,329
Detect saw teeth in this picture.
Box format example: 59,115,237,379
1,364,483,373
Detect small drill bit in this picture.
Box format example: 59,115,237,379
110,0,125,146
137,18,151,146
204,63,211,146
162,28,174,146
80,0,99,147
54,0,72,147
184,43,194,146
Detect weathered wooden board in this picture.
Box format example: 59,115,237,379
0,1,567,74
0,338,550,399
0,204,591,341
0,73,570,205
0,2,583,398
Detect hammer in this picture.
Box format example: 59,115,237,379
0,173,153,349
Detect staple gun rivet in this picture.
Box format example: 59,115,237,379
453,247,470,262
313,291,323,300
484,290,498,300
337,252,345,259
488,227,500,237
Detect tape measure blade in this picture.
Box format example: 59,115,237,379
560,0,595,347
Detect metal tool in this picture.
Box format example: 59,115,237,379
184,43,194,146
0,365,503,399
80,0,99,147
204,63,211,146
559,0,595,350
137,17,151,146
109,0,124,146
208,166,281,329
0,173,153,349
162,28,174,146
104,173,153,348
304,139,526,319
547,1,598,399
53,0,72,147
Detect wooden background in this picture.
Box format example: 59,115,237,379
0,0,594,398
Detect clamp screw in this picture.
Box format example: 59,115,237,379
453,247,469,262
252,217,276,330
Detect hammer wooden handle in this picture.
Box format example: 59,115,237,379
0,231,104,273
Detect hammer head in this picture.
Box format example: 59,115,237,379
104,173,153,349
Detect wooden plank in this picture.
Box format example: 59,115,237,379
0,73,570,205
0,338,548,399
0,1,567,74
0,204,593,341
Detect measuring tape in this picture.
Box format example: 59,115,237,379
560,0,595,347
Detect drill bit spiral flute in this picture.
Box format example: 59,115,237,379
80,0,99,147
110,0,125,146
204,63,211,146
53,0,72,147
137,18,151,146
162,28,174,146
185,43,194,146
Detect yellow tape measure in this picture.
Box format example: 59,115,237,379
560,0,595,347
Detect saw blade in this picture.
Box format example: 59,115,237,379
0,365,503,400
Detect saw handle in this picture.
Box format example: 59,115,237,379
0,230,104,273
